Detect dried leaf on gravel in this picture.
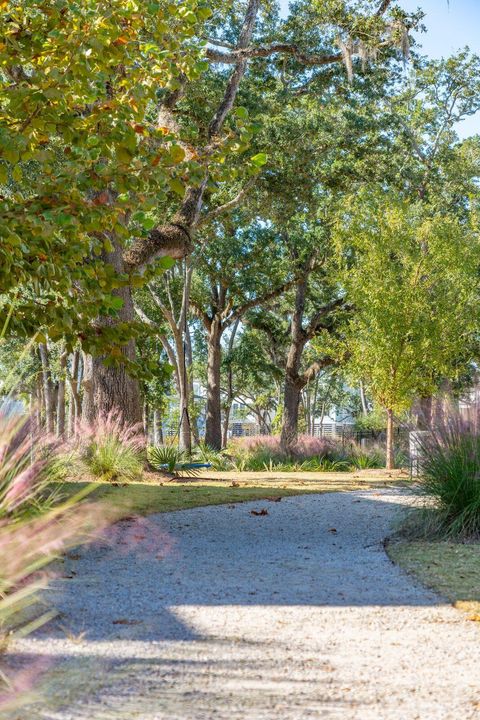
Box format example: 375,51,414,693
250,509,269,516
112,619,143,625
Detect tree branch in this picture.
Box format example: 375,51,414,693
299,357,337,388
208,0,261,137
197,178,256,227
305,298,348,339
206,44,343,67
226,277,295,327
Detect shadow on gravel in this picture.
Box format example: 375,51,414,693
29,491,436,646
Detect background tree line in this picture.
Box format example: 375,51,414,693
1,0,479,468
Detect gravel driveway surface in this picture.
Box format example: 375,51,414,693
8,489,480,719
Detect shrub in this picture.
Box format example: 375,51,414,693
417,407,480,538
60,412,145,483
349,449,385,470
148,445,184,473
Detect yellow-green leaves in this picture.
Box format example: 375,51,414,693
335,191,480,413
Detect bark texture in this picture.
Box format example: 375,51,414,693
205,321,222,450
83,242,143,426
386,408,394,470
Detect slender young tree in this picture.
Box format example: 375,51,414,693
335,192,480,469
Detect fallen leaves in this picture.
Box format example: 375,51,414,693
112,619,143,626
250,508,269,516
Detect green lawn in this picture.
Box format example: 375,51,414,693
388,540,480,619
59,469,405,517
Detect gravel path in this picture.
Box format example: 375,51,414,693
9,489,480,719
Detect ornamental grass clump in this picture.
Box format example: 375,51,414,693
59,412,146,483
417,406,480,538
0,409,116,711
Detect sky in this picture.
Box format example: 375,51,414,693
279,0,480,138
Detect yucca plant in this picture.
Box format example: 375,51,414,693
193,442,232,470
147,445,200,477
148,445,183,473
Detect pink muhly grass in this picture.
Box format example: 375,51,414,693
232,434,336,460
64,410,146,483
0,410,122,710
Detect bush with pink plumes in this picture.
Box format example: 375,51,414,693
55,411,146,484
231,434,336,459
227,434,385,472
228,434,352,471
0,410,119,711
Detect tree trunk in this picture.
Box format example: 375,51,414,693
359,381,369,416
57,349,67,438
143,400,149,439
386,407,395,470
35,374,43,431
185,324,199,444
222,404,231,448
281,375,302,454
205,321,222,450
153,408,163,445
38,343,55,435
221,318,239,449
68,350,81,435
83,241,142,426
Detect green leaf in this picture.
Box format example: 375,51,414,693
251,152,268,168
235,107,249,120
169,177,185,196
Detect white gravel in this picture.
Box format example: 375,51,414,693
8,489,480,719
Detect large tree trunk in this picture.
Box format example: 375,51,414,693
386,407,395,470
205,321,223,450
281,374,302,454
83,242,142,426
280,277,307,454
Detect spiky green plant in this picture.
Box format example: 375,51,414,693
147,445,200,477
418,409,480,537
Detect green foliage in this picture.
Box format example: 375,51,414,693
418,418,480,538
57,414,146,483
0,0,209,346
227,435,385,472
349,450,384,470
335,191,480,414
148,445,183,473
82,435,144,484
147,445,201,476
